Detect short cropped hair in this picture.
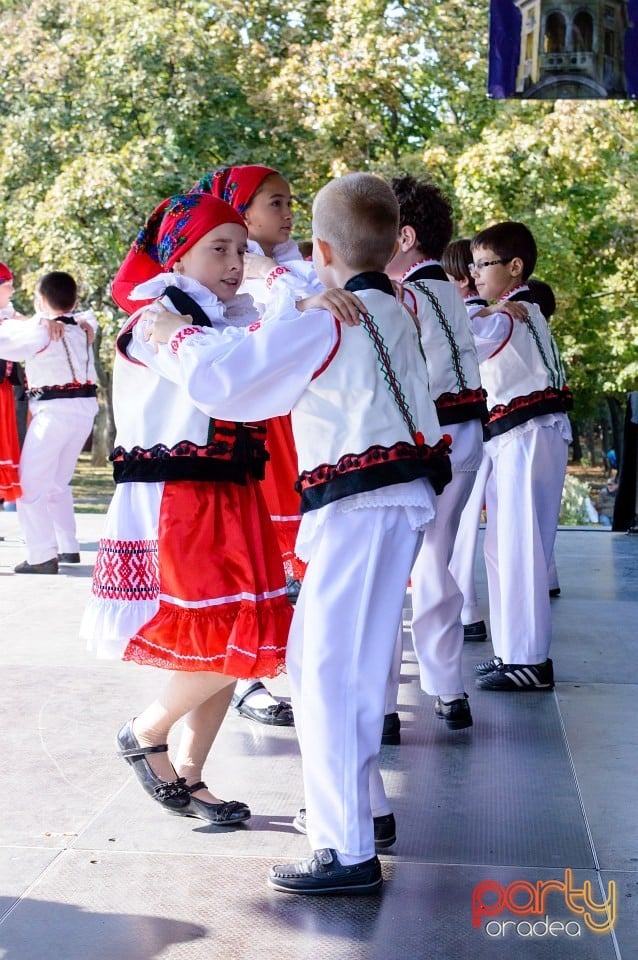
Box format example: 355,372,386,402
390,175,454,260
471,222,537,280
313,173,399,271
441,239,474,283
527,277,556,320
36,271,77,312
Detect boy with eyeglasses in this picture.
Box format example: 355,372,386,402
467,222,572,692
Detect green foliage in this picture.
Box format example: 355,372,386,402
559,474,596,526
0,0,636,423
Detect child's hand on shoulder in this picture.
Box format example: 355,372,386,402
142,305,192,351
476,301,529,322
244,252,277,279
296,289,364,327
77,320,96,345
42,318,66,341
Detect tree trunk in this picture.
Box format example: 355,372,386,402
90,327,115,467
570,418,582,463
606,395,624,467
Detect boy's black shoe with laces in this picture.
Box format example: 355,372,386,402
475,655,503,676
268,848,383,894
475,658,554,691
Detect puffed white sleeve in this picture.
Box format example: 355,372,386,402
0,316,49,360
470,309,513,363
260,259,325,305
75,308,99,331
130,298,339,422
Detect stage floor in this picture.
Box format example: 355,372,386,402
1,514,636,959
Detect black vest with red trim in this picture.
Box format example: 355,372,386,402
479,292,573,439
111,287,268,485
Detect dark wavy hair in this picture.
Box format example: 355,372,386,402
390,175,454,260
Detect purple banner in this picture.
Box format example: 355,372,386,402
489,0,638,98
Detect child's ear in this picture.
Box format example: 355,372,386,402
510,257,524,280
398,225,417,253
315,237,333,267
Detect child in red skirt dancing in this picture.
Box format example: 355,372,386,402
0,262,23,506
81,193,295,824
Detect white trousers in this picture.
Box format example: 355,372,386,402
483,423,568,664
17,400,96,564
287,506,421,862
449,451,491,625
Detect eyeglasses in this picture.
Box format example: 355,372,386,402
468,258,512,276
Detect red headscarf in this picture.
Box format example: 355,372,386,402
0,262,13,284
191,165,279,214
111,193,247,313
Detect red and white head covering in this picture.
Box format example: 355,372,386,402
111,193,247,313
0,262,13,284
191,165,279,214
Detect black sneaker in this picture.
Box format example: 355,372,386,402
434,694,473,730
268,848,382,895
293,808,396,850
463,620,488,642
381,711,400,745
476,658,554,691
474,655,503,676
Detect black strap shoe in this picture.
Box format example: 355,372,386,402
117,720,190,810
268,848,382,894
170,781,251,824
230,681,294,726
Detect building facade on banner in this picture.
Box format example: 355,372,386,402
514,0,630,97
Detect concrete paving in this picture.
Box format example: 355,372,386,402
0,510,636,959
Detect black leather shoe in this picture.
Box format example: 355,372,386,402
434,694,473,730
58,552,81,563
549,587,561,598
381,712,400,745
463,620,487,642
170,781,251,824
230,681,294,726
14,558,58,575
268,848,383,894
293,808,396,850
117,720,190,811
286,576,302,605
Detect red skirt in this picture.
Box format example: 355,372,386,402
0,379,21,502
261,414,307,580
123,479,292,677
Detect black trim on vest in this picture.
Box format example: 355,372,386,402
344,272,395,296
56,315,78,325
505,289,531,303
484,391,574,440
437,399,489,426
465,297,488,307
26,383,98,401
298,458,452,513
112,457,265,485
406,264,448,282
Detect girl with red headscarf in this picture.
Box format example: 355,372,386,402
192,165,307,724
82,193,295,826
